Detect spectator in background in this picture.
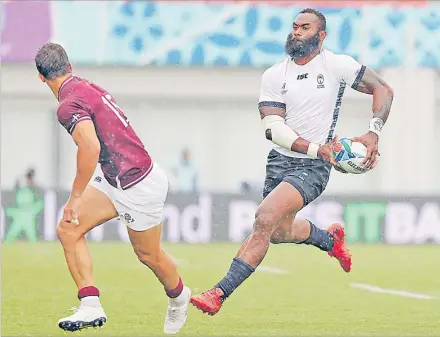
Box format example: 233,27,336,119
240,181,252,194
171,147,198,194
15,167,37,190
26,168,36,189
239,181,263,195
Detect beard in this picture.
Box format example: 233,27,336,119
285,32,320,59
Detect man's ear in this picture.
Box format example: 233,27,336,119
38,73,46,83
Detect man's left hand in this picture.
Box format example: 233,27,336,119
352,131,379,169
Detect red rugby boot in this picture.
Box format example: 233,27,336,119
327,223,352,273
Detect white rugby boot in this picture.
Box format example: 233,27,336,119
58,297,107,332
163,286,191,334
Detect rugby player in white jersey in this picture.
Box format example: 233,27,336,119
190,8,394,315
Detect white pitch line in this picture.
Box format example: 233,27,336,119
258,266,289,275
350,283,437,300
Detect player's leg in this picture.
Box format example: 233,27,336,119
270,216,351,271
190,181,303,315
234,182,303,266
127,224,190,334
190,150,296,315
57,185,117,289
128,224,180,292
57,180,117,332
269,158,351,272
116,163,190,334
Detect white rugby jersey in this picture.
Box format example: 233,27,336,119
258,48,365,158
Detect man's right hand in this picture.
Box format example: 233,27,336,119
317,136,347,173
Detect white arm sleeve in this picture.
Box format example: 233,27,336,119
258,68,286,109
332,54,365,88
262,115,299,150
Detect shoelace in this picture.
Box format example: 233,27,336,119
167,306,181,322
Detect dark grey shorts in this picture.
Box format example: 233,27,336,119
263,149,332,207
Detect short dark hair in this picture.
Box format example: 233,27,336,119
35,43,71,80
299,8,326,31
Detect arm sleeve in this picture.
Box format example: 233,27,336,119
331,54,366,88
258,68,286,110
57,100,92,135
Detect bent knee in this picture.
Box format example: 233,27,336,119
254,209,279,233
56,222,83,243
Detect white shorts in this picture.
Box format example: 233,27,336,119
89,163,168,231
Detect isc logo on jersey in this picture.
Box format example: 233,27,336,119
333,138,371,174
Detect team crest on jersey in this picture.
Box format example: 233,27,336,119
71,113,81,122
317,74,325,89
281,83,288,95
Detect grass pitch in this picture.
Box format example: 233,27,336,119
2,242,439,336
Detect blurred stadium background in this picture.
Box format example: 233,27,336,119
1,1,440,336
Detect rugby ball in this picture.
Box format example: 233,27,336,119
333,138,370,174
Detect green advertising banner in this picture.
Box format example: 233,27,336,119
1,189,439,244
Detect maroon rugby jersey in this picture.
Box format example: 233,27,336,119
57,76,153,190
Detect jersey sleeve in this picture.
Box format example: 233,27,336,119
57,100,92,135
258,67,286,110
332,54,366,88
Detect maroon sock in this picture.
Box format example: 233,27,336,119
165,277,183,298
78,286,100,300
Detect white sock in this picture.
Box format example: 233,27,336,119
81,296,101,308
169,287,188,306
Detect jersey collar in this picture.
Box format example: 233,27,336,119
57,75,75,101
